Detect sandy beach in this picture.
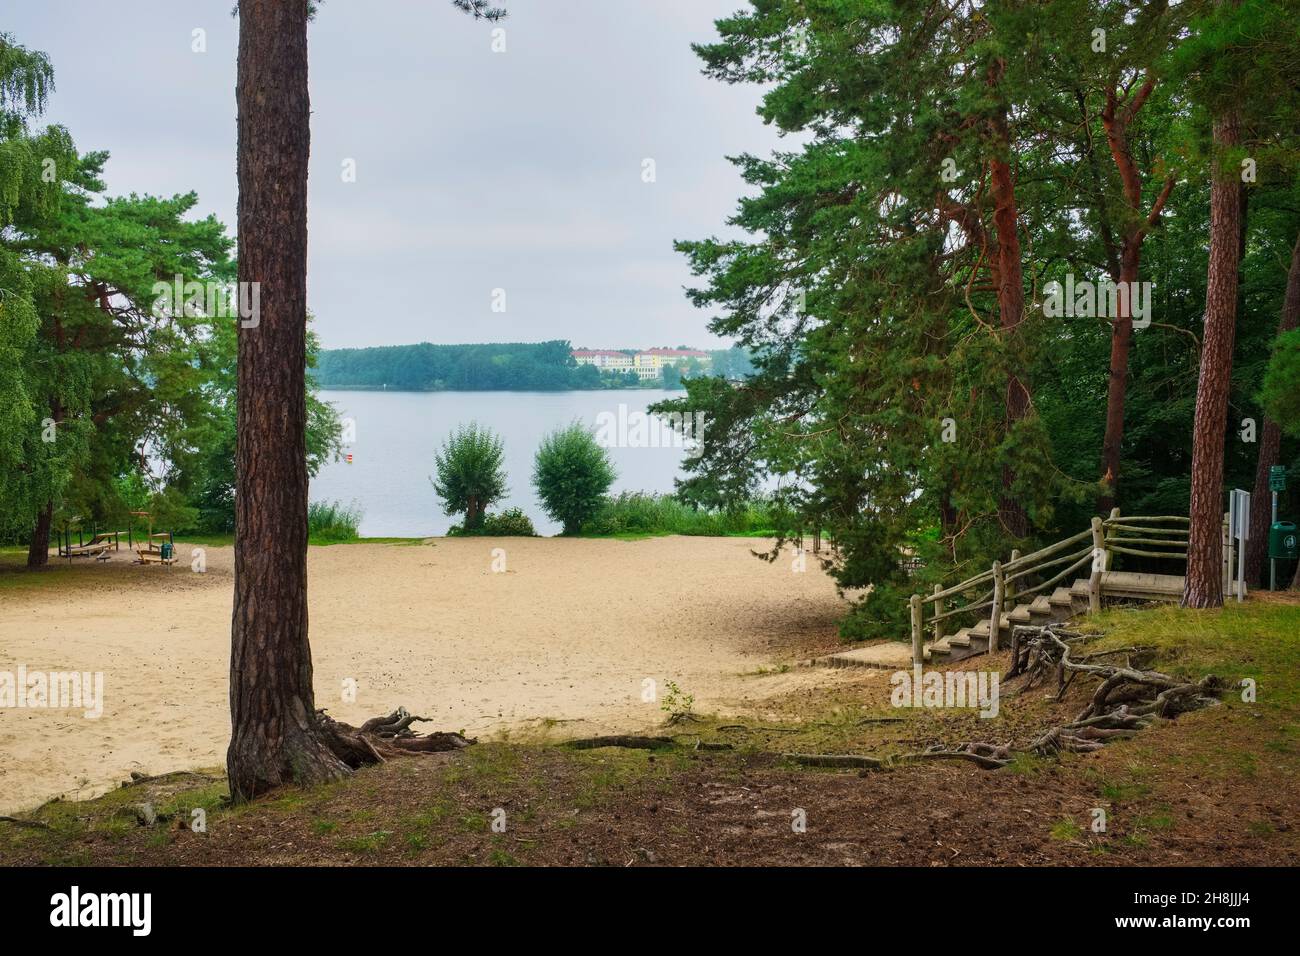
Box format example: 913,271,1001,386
0,536,861,814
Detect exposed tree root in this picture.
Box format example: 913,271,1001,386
0,815,52,830
791,624,1222,775
990,624,1220,762
316,707,475,768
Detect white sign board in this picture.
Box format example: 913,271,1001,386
1229,489,1250,602
1230,489,1250,541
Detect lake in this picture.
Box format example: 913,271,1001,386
310,389,695,537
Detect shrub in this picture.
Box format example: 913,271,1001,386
308,500,362,542
431,423,508,532
481,508,537,536
532,423,616,535
581,492,777,536
449,507,537,537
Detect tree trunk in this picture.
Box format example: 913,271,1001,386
1245,232,1300,585
26,499,53,568
1183,110,1243,609
1097,242,1141,515
1095,75,1169,516
227,0,349,801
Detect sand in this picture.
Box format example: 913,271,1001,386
0,536,864,814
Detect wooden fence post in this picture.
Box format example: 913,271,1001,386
1089,516,1105,614
989,560,1004,652
1007,549,1020,605
932,584,943,644
910,594,924,668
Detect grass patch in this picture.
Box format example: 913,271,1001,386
1089,600,1300,711
307,499,363,543
1050,818,1085,841
579,492,782,538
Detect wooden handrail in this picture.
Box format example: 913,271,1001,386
909,511,1189,669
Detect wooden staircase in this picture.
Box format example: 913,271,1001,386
924,572,1183,664
912,512,1191,667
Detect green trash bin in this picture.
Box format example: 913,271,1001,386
160,541,174,562
1269,522,1298,560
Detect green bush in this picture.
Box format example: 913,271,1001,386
431,423,508,531
581,492,777,536
307,500,362,542
449,507,537,537
532,423,616,535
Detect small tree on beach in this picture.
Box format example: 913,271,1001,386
532,423,616,535
432,423,508,531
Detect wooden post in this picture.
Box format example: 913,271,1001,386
989,561,1004,652
932,584,943,644
1089,516,1105,614
910,594,924,669
1006,549,1021,605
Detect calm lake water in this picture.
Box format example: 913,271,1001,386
310,389,693,537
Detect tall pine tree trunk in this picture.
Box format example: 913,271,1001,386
1095,76,1171,515
26,499,53,568
1245,232,1300,585
1097,241,1141,515
227,0,348,800
1183,110,1243,609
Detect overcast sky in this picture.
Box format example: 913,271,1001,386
9,1,784,351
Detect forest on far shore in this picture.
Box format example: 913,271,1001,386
314,340,754,391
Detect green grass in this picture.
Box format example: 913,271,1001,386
1089,600,1300,711
579,492,782,538
307,500,363,543
1050,818,1085,841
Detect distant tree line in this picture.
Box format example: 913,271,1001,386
315,341,753,391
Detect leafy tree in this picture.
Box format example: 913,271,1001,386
659,0,1300,634
532,423,616,535
1261,329,1300,440
186,310,342,532
10,160,232,565
431,422,508,531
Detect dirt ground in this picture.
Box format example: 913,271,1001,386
0,537,866,815
3,649,1294,868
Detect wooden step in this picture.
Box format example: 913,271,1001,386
952,627,988,651
1099,571,1185,602
1009,603,1033,624
1029,595,1054,616
1049,587,1075,607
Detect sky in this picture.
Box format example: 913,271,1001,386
8,0,786,352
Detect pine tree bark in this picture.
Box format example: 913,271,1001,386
1095,76,1172,515
1183,110,1244,609
1245,233,1300,585
26,499,53,568
227,0,349,800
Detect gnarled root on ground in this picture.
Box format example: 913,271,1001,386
316,707,475,768
789,624,1224,774
971,623,1222,763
